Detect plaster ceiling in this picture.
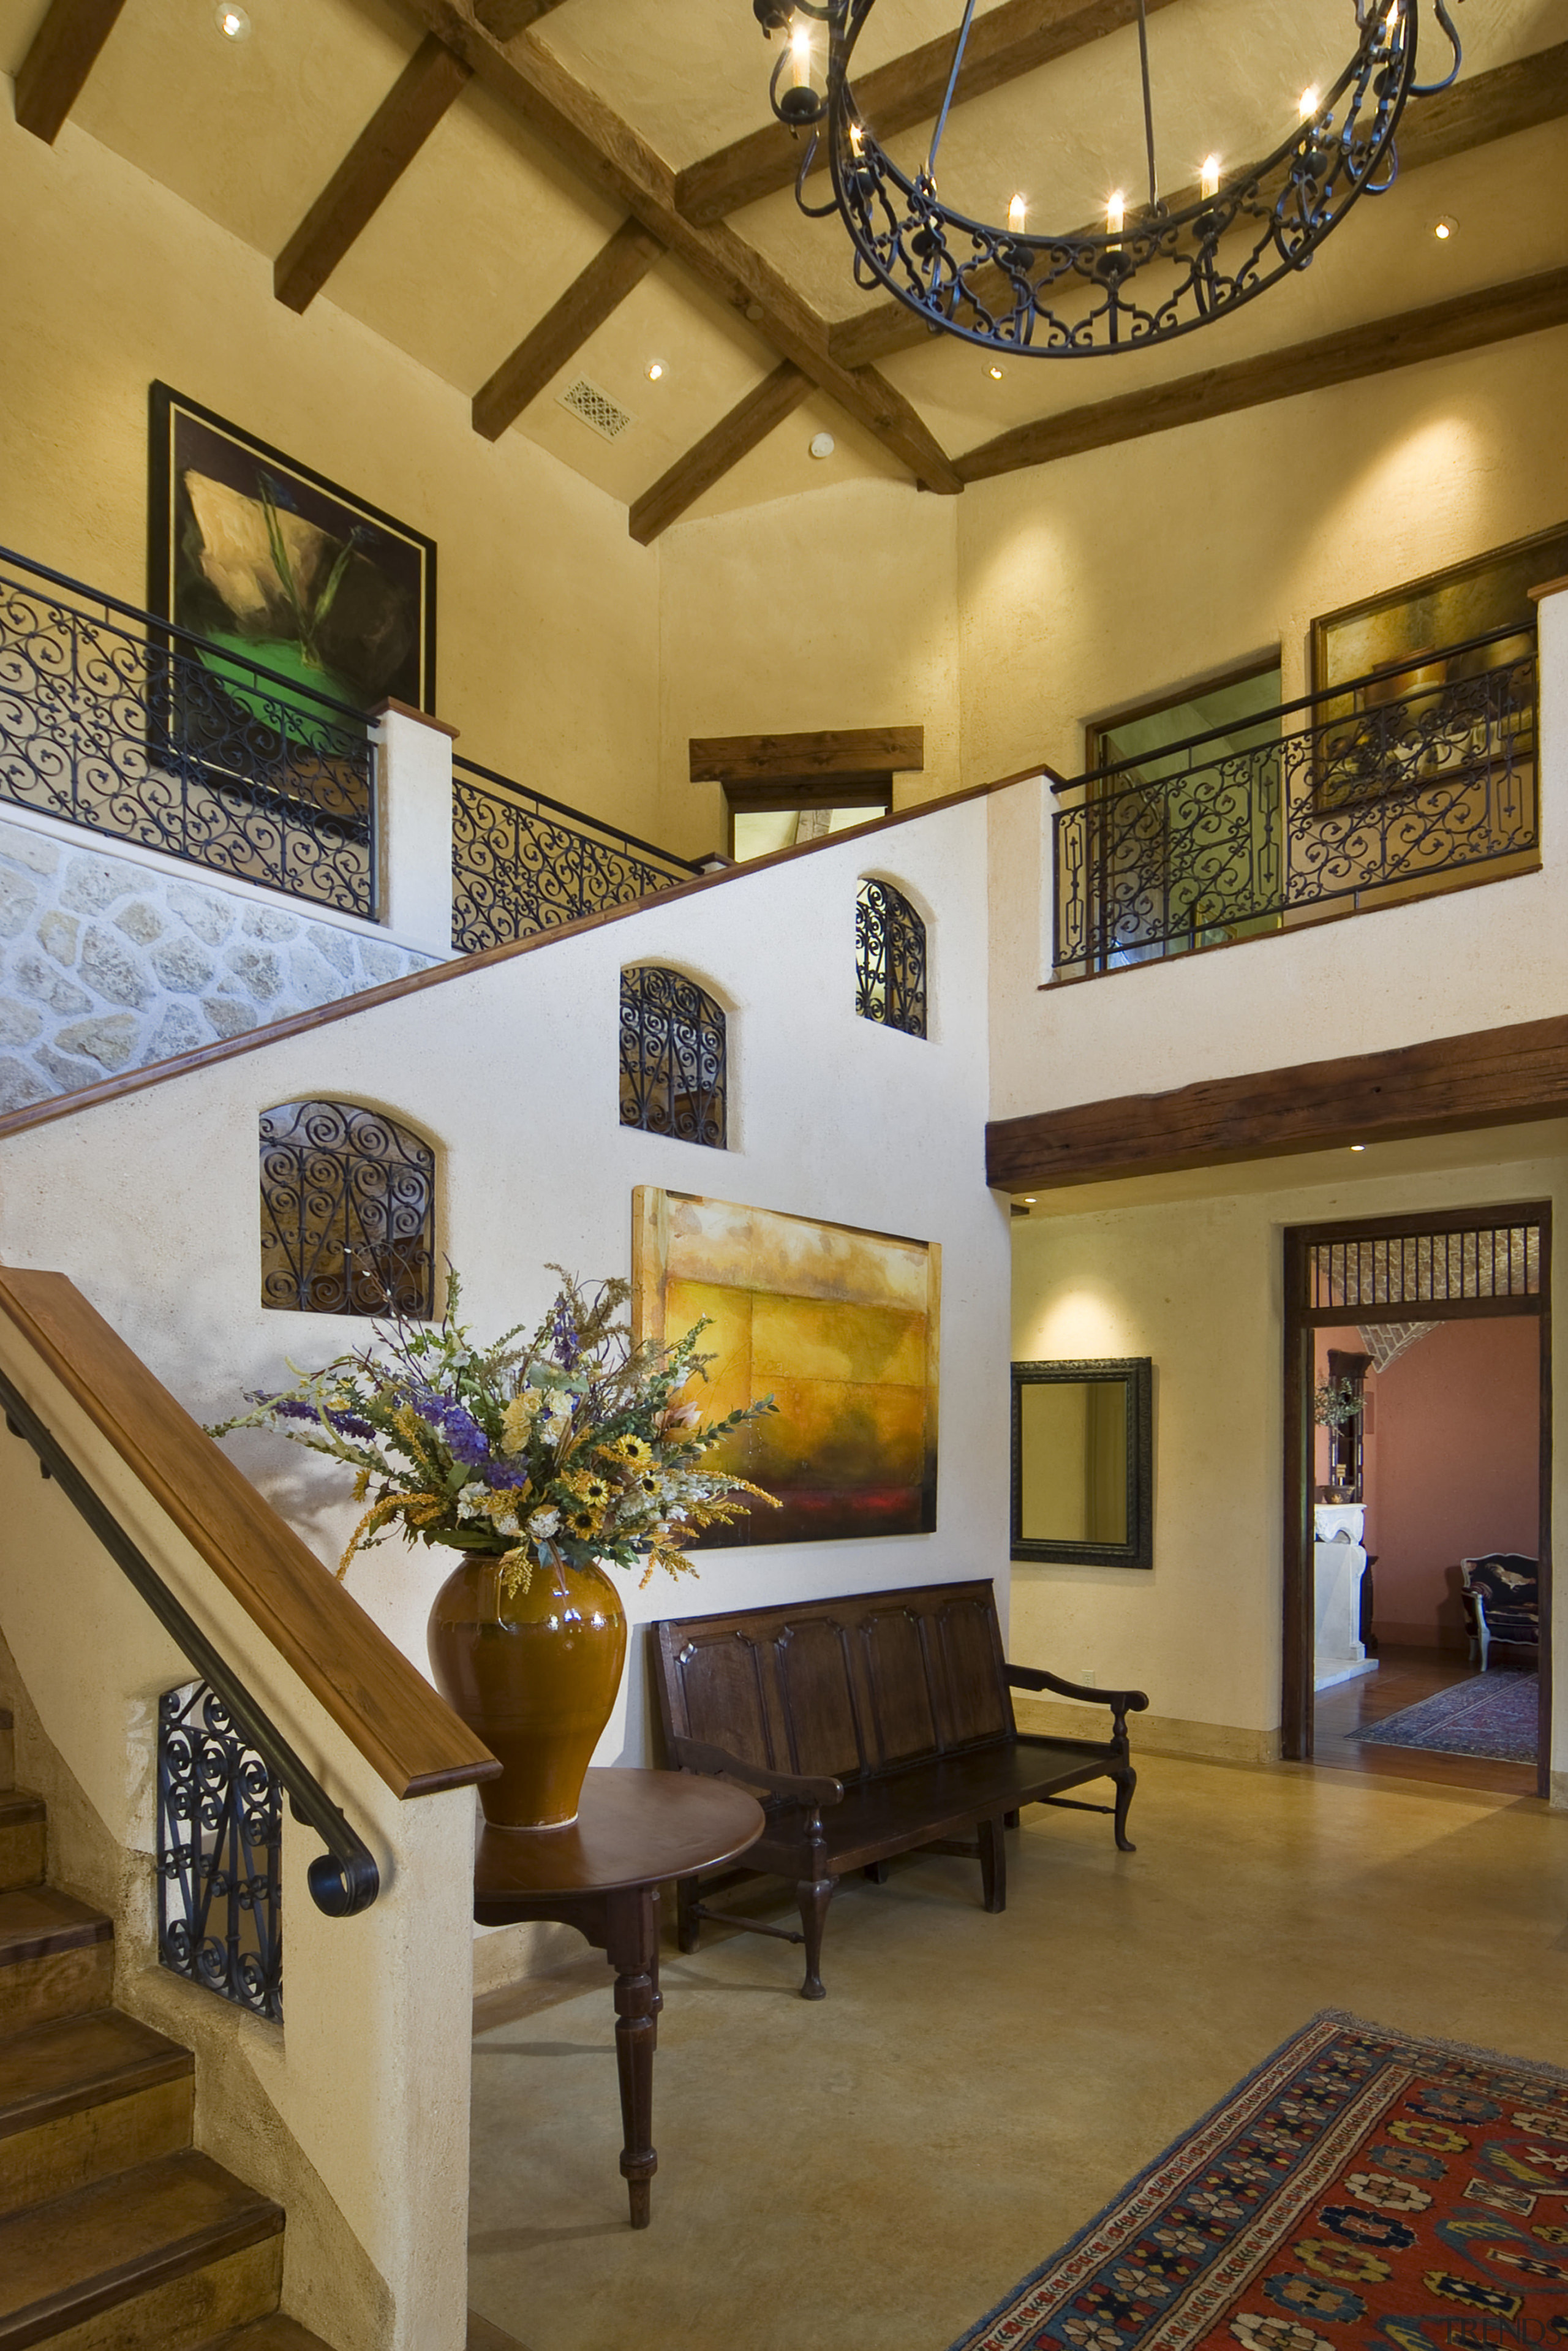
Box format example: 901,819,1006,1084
3,0,1566,533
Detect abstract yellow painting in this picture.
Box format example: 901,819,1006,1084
631,1188,940,1545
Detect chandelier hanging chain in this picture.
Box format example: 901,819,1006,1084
928,0,979,179
755,0,1466,360
1134,0,1158,213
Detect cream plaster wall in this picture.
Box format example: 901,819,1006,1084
0,104,662,837
957,326,1568,787
0,794,1011,1776
655,480,962,858
655,327,1566,867
1008,1130,1568,1783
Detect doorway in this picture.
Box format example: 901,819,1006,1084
1283,1204,1551,1794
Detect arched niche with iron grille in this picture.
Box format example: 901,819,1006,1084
619,966,728,1149
260,1100,435,1317
856,876,927,1038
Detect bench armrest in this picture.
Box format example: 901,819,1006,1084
1006,1663,1148,1711
670,1734,845,1806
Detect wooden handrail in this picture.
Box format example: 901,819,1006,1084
0,1266,499,1801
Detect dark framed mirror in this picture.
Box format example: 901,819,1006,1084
1011,1357,1153,1570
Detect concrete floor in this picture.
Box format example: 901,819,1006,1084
467,1756,1568,2351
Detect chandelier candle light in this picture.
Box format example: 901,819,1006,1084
755,0,1464,357
212,1269,778,1828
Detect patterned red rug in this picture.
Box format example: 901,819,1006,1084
952,2012,1568,2351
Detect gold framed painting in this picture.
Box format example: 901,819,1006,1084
631,1188,939,1547
1307,523,1561,811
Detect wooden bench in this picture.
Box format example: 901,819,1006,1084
650,1577,1147,1999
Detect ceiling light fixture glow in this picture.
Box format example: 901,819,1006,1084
1433,214,1458,240
646,361,665,380
748,0,1464,361
215,2,250,36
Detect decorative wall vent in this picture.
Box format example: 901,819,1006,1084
559,377,634,442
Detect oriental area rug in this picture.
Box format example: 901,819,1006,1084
951,2012,1568,2351
1348,1674,1539,1764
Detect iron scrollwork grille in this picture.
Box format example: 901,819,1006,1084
260,1099,435,1316
157,1680,283,2022
619,966,727,1147
452,755,700,951
856,877,927,1037
0,548,375,916
1054,632,1537,975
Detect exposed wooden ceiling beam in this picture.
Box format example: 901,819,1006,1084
690,726,925,780
396,0,962,493
675,0,1182,228
12,0,127,143
955,263,1568,484
473,219,665,440
830,37,1568,369
473,0,565,34
629,363,811,544
274,34,472,312
987,1014,1568,1193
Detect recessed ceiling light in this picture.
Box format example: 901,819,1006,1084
646,361,665,381
214,2,250,37
809,431,835,459
1349,1144,1367,1153
1433,215,1458,241
987,364,1005,380
1022,1196,1036,1204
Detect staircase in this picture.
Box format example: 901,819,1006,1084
0,1704,332,2350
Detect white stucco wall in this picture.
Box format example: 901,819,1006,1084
0,799,1012,1771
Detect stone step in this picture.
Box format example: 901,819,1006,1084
199,2319,337,2350
0,1885,114,2033
0,2006,194,2214
0,2145,284,2348
0,1710,13,1795
0,1794,45,1895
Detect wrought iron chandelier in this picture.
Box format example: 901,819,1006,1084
753,0,1464,357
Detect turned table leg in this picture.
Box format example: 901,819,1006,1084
604,1886,660,2228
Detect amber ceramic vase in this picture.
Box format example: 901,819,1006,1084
426,1550,627,1829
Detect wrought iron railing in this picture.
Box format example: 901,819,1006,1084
451,754,701,952
0,1369,378,2027
0,548,376,916
1052,626,1538,976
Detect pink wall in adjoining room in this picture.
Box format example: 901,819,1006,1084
1369,1316,1540,1647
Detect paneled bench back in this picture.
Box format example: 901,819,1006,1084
652,1579,1015,1784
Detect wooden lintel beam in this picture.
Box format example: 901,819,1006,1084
674,0,1181,228
630,363,811,545
274,34,472,314
987,1014,1568,1194
396,1,962,494
473,219,665,442
13,0,127,143
830,38,1568,369
690,726,925,781
954,263,1568,485
473,0,565,33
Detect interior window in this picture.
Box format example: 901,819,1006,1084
726,784,890,863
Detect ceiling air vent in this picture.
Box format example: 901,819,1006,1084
558,377,634,442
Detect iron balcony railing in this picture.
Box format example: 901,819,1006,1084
0,547,376,917
1052,624,1539,978
452,753,702,953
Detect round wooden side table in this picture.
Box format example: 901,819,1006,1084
473,1766,763,2228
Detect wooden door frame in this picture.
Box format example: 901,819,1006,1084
1282,1200,1552,1795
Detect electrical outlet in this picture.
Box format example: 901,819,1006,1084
1079,1669,1097,1685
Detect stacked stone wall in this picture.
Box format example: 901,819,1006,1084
0,817,437,1112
